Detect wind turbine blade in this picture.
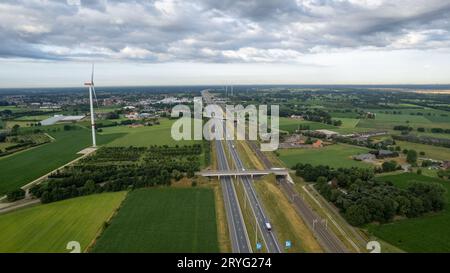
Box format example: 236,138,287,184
91,63,95,83
92,85,99,109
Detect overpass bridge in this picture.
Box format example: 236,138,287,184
198,168,290,179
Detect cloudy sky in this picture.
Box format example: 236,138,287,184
0,0,450,87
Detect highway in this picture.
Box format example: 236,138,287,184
203,90,252,253
247,140,348,253
204,89,281,253
216,139,252,253
225,136,282,253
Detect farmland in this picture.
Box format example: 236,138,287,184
395,140,450,161
0,127,124,195
278,143,372,169
101,118,199,147
92,188,219,253
0,192,126,253
279,117,337,133
368,173,450,252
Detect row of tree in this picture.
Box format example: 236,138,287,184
30,145,204,203
293,163,446,226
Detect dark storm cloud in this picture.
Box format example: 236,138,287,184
0,0,449,63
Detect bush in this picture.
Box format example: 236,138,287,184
6,189,26,202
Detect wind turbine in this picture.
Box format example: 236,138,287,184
84,64,98,147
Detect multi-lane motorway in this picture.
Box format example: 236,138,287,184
215,139,252,253
204,90,252,253
247,141,348,253
225,138,282,253
204,89,346,253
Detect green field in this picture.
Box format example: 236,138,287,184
395,140,450,161
15,114,53,121
0,128,124,195
368,173,450,252
335,117,360,128
278,144,372,169
93,188,219,253
279,117,337,133
356,111,450,131
0,192,126,253
101,118,199,147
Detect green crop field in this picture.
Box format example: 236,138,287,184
279,117,337,133
15,114,53,121
335,117,360,128
395,140,450,161
278,143,372,169
0,127,124,195
92,188,219,253
0,192,126,253
368,173,450,252
101,118,199,147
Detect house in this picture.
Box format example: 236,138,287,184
138,113,153,119
353,153,376,162
123,106,136,110
371,150,399,159
40,115,85,126
125,112,139,119
442,161,450,170
312,139,323,148
315,129,339,139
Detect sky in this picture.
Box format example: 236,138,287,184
0,0,450,87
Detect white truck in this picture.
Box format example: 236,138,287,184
265,222,272,231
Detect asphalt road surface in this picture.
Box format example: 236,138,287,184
215,139,252,253
225,138,282,253
247,140,348,253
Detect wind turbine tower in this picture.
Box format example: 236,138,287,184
84,64,97,147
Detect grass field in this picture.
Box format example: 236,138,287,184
279,117,337,133
0,192,126,253
92,188,219,253
278,144,372,169
0,128,124,195
368,173,450,252
101,118,199,147
335,117,360,128
395,140,450,161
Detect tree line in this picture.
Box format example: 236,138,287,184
29,145,204,203
292,163,446,226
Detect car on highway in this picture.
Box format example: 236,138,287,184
265,222,272,231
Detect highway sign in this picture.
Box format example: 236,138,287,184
256,242,262,251
285,240,292,249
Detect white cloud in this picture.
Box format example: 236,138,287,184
119,46,153,59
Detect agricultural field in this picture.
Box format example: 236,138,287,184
92,188,219,253
279,117,337,133
368,173,450,252
335,117,360,129
0,127,124,195
101,118,199,147
15,114,53,121
395,140,450,161
0,192,126,253
278,143,372,169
